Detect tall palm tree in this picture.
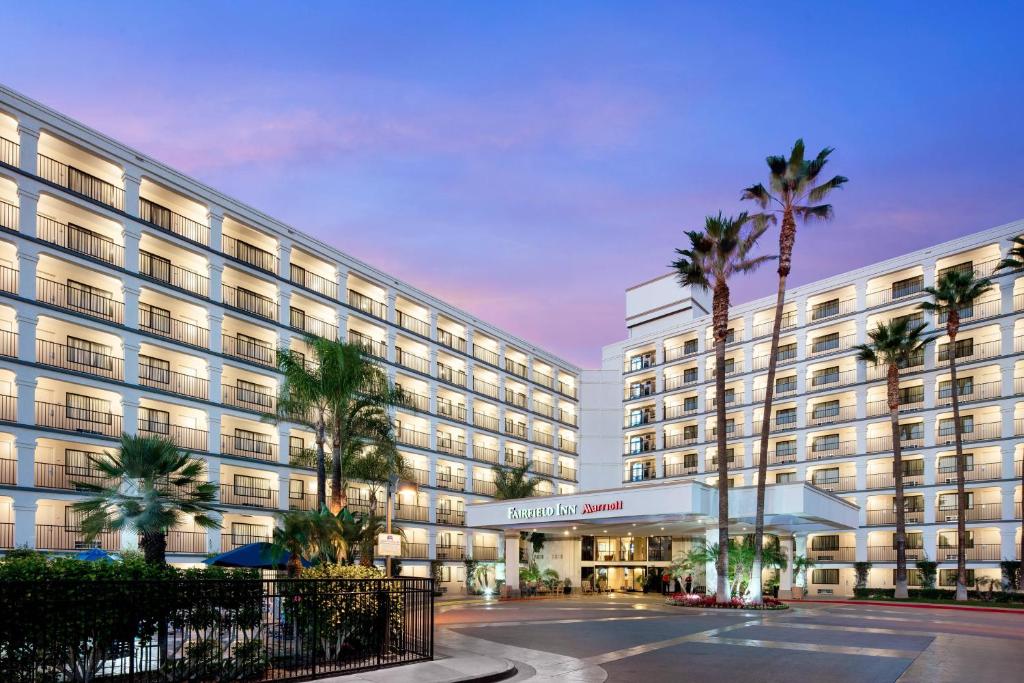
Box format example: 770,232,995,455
492,462,540,500
348,443,410,512
272,508,344,577
672,212,773,603
72,434,221,565
741,139,847,603
329,398,401,512
919,270,992,601
855,320,935,599
994,243,1023,586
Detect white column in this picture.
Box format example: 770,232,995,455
336,265,349,303
704,527,719,595
207,206,224,252
386,289,397,325
16,313,36,363
205,456,223,553
17,187,38,237
12,494,37,549
277,237,292,280
123,284,140,330
123,398,140,436
278,474,290,511
779,535,794,597
209,263,224,303
209,312,223,354
124,342,140,385
503,530,521,597
15,377,36,426
17,120,40,176
278,427,290,466
122,165,141,216
18,248,38,300
279,284,293,327
15,439,35,488
208,362,223,404
123,226,141,273
208,411,222,455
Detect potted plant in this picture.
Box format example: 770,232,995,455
562,578,572,595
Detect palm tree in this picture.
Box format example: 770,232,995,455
272,507,344,577
672,212,773,603
347,443,410,513
919,270,992,601
492,463,540,500
996,238,1024,581
72,434,221,565
329,397,402,513
855,320,936,598
741,139,847,603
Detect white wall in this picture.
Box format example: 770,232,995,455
580,356,625,491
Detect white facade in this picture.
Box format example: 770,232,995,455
0,84,580,592
585,221,1024,594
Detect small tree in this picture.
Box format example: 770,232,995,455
916,558,938,590
853,562,872,590
493,463,540,500
793,555,815,589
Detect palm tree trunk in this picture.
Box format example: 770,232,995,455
140,530,167,566
947,323,969,601
315,419,327,510
888,364,909,600
287,553,303,578
712,282,730,603
330,418,345,513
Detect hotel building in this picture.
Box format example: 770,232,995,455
0,85,580,590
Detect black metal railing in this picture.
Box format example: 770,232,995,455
37,214,124,266
37,277,124,323
139,363,209,400
224,334,276,367
138,419,209,452
0,135,18,167
0,264,16,294
290,263,339,300
348,289,387,318
0,577,434,681
35,401,123,437
223,383,277,413
140,306,210,348
139,250,210,297
167,529,208,553
290,307,338,340
223,234,279,273
222,483,279,509
139,197,210,245
37,154,125,210
34,525,120,550
221,433,277,462
0,329,15,358
34,461,118,490
223,284,278,320
36,338,124,379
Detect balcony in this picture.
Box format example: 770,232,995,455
664,432,697,449
0,134,18,167
534,371,555,390
531,460,554,476
223,235,278,274
138,197,209,245
37,215,124,267
473,545,499,561
757,448,798,466
139,250,209,297
474,411,499,431
37,277,124,324
437,437,466,457
0,329,15,358
807,546,855,562
505,450,527,468
36,401,123,437
559,409,578,426
222,531,271,552
223,284,277,321
223,334,275,368
289,307,338,340
34,462,116,490
37,154,124,210
397,426,430,449
867,433,924,453
809,297,856,323
436,472,466,491
0,263,15,294
473,344,499,366
866,398,925,417
36,339,124,380
36,525,120,551
752,347,798,371
220,433,277,463
533,431,554,448
348,289,387,319
936,544,1001,562
809,476,856,493
394,504,429,522
139,363,209,400
936,503,1001,522
937,340,1001,366
557,380,577,400
936,380,1001,407
806,405,856,427
865,277,924,308
140,306,209,348
504,388,527,409
288,490,318,511
167,530,208,554
751,312,797,339
437,400,466,423
289,263,338,300
558,436,577,454
624,466,657,483
866,471,925,489
222,384,277,413
558,464,577,481
808,333,856,358
348,497,385,516
437,328,467,353
533,400,555,419
138,418,209,452
664,462,698,478
809,368,857,392
473,478,497,496
348,330,386,359
397,310,429,337
437,362,467,387
397,348,429,374
221,483,279,509
867,546,928,562
865,508,924,525
505,358,528,378
937,299,1002,325
0,456,13,484
436,508,466,526
473,376,499,399
402,542,429,559
936,421,1001,445
808,439,856,460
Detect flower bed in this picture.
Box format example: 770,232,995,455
666,593,788,610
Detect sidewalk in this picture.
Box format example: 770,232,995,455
322,648,516,683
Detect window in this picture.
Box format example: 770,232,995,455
237,379,273,408
899,422,924,441
776,407,797,425
628,408,647,427
939,338,974,362
723,388,735,403
812,433,840,452
235,428,272,454
897,495,925,512
67,336,113,370
581,536,595,562
629,352,654,371
938,416,974,437
812,333,840,353
683,396,698,412
892,569,924,587
236,333,270,360
139,407,170,434
812,400,840,420
289,478,305,499
938,261,973,278
65,448,102,476
812,468,841,485
139,355,171,384
683,425,698,440
938,377,974,399
683,339,699,355
682,452,698,468
67,279,114,315
142,252,172,283
811,535,840,551
891,275,924,299
938,530,974,548
899,459,925,477
65,393,111,424
289,306,307,331
939,569,975,587
891,311,924,329
722,358,735,373
629,380,653,398
140,302,173,334
683,367,699,383
231,522,267,544
776,440,797,456
811,569,839,585
901,533,925,549
812,366,840,386
724,328,736,344
775,471,795,483
938,452,974,473
776,375,797,393
233,474,271,499
899,385,924,405
938,492,974,511
629,461,652,482
812,298,841,320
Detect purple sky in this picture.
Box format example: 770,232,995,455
3,2,1022,366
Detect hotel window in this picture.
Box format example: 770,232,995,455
938,492,973,511
938,416,974,437
722,358,735,374
289,478,305,500
629,352,655,371
776,407,797,425
899,385,925,405
776,440,797,456
648,536,672,561
629,461,653,482
65,448,102,478
776,376,797,393
683,425,698,440
896,495,925,513
143,252,172,283
683,396,698,412
811,569,839,585
891,275,924,299
683,367,698,383
939,569,975,587
235,428,272,454
233,474,271,499
581,536,594,562
938,261,973,278
67,279,115,316
899,422,924,441
139,407,170,434
66,393,112,423
891,311,924,329
237,332,270,360
140,355,171,384
140,302,172,333
811,535,840,551
897,458,925,478
684,339,699,355
812,366,840,387
938,530,974,548
723,388,735,404
628,408,648,427
231,522,266,543
812,400,840,420
682,452,698,468
775,471,795,483
776,342,797,361
629,380,653,398
812,433,840,452
812,298,840,320
67,336,113,370
938,376,973,399
938,452,974,474
812,468,841,486
238,379,273,408
939,338,974,362
897,532,925,549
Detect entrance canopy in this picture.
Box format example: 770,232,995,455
466,480,859,537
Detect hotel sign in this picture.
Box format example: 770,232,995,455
507,500,623,521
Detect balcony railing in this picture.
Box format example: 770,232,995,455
37,154,124,210
436,545,466,560
139,197,209,245
397,427,430,449
558,436,577,454
809,368,856,392
867,360,924,382
0,263,16,294
473,444,499,463
36,401,122,437
752,348,798,371
808,333,856,358
139,364,209,400
473,411,499,431
810,297,856,322
223,334,276,367
397,310,430,337
402,542,429,559
0,457,13,485
348,289,387,319
472,478,497,496
473,376,499,399
665,343,699,362
223,284,277,320
348,330,386,359
167,530,208,554
866,398,925,417
505,450,527,468
139,250,210,297
223,384,277,413
664,432,697,449
865,279,925,307
936,544,1001,562
809,476,856,493
807,546,855,562
806,405,856,427
223,235,278,274
436,472,466,491
866,433,924,453
936,380,1001,407
936,502,1001,522
222,532,271,552
139,306,210,348
220,434,277,462
289,263,338,300
865,508,925,525
288,491,318,511
937,339,1001,366
37,215,124,266
624,467,657,483
936,421,1001,445
934,461,1002,483
437,437,466,457
34,461,116,490
396,348,429,374
559,409,577,426
473,545,499,561
865,471,924,489
0,135,18,167
394,504,429,522
138,419,209,452
534,371,555,389
436,509,465,526
289,308,338,340
753,384,798,403
37,277,124,323
437,401,466,423
558,464,577,481
751,312,798,339
222,483,279,509
36,338,124,380
531,460,554,476
36,525,120,551
437,329,467,353
868,546,927,562
473,344,499,365
437,363,467,387
936,299,1002,325
505,358,528,378
0,329,15,359
664,462,698,478
757,448,798,466
808,439,857,460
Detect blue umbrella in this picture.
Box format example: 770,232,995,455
203,542,310,569
76,548,115,562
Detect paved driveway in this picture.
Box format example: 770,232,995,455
436,595,1024,682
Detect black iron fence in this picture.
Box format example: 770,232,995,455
0,577,434,681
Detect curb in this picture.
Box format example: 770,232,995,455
797,598,1024,614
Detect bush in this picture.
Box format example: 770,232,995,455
853,586,1024,603
665,593,787,610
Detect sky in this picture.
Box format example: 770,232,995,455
2,2,1022,367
